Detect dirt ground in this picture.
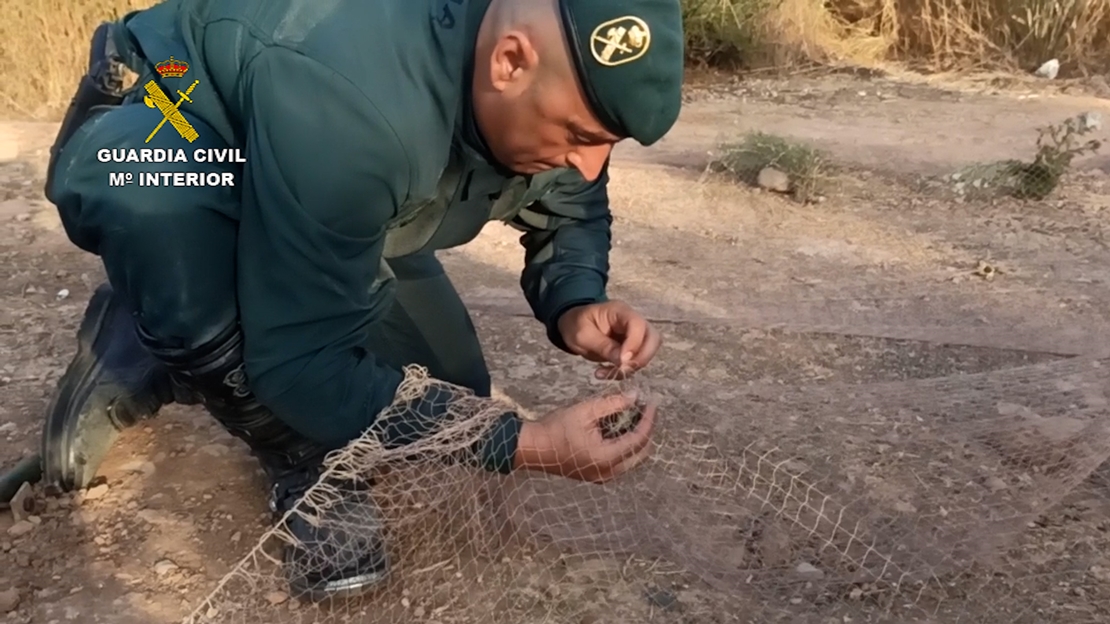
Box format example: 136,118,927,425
2,69,1110,624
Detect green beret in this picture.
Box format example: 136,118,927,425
558,0,685,146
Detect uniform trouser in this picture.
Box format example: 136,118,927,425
47,98,492,457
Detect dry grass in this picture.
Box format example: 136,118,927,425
0,0,157,118
1,0,1109,119
710,131,833,203
688,0,1110,74
885,0,1110,74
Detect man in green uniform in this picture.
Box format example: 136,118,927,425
42,0,683,600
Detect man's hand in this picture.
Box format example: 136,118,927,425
557,301,662,380
513,390,658,483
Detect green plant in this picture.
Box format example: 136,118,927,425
681,0,783,67
712,131,831,202
1000,114,1102,200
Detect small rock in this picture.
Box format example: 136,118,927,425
135,510,163,525
414,606,426,617
265,591,288,605
1079,111,1103,133
795,562,824,580
121,461,156,476
984,476,1008,492
6,522,34,538
1035,59,1060,79
1088,75,1110,98
153,560,178,576
56,289,70,301
9,482,34,523
0,423,15,434
401,597,411,608
84,484,110,501
199,444,230,457
757,167,791,193
0,587,20,613
893,500,918,514
996,402,1038,418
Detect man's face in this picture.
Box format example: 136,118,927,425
473,34,621,182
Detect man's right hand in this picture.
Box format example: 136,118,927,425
513,391,658,483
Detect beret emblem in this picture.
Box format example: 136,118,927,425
589,16,652,67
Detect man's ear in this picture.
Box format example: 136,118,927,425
488,31,540,94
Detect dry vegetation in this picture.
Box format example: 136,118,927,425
710,132,833,203
686,0,1110,73
0,0,155,118
1,0,1109,118
953,113,1106,200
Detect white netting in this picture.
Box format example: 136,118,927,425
177,351,1110,624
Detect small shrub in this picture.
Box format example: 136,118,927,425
1002,114,1103,200
682,0,783,67
712,131,831,202
952,114,1104,201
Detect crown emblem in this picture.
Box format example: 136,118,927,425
155,56,189,78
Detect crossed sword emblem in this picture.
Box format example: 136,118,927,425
596,28,634,61
143,79,200,143
593,25,647,64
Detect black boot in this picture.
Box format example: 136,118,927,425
147,327,391,601
41,282,185,492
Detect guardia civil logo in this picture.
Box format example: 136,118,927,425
142,56,200,144
589,16,651,67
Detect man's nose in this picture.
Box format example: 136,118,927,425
570,144,614,181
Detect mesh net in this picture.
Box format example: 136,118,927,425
928,112,1104,203
180,352,1110,624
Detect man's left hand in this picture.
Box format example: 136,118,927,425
557,301,662,380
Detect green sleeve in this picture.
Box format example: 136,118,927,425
512,161,613,352
233,46,520,473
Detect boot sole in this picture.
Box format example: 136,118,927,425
285,553,391,603
41,286,124,492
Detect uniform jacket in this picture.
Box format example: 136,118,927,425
108,0,614,470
